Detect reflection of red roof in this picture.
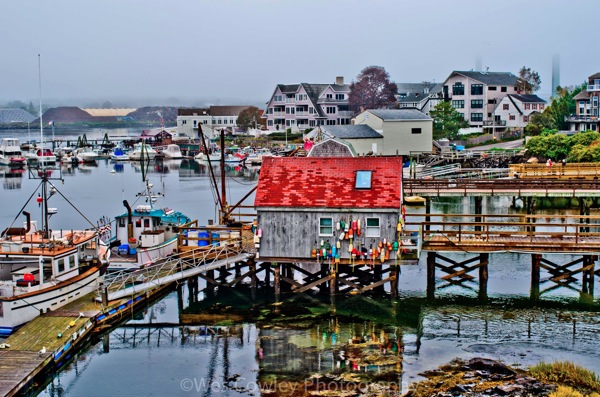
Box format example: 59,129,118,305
255,157,403,208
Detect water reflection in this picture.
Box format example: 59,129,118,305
0,166,25,190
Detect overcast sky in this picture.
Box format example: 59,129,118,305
1,0,594,108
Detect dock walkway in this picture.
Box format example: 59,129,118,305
0,295,102,397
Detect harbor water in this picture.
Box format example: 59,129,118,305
0,154,599,396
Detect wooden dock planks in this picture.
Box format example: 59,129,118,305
0,350,51,397
0,293,101,397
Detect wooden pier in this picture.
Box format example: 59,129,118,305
0,294,102,397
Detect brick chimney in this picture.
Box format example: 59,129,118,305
336,76,344,85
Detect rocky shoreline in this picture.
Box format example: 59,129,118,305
405,358,585,397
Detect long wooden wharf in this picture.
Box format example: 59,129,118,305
404,178,600,197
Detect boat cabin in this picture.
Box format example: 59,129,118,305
114,204,187,250
254,156,406,264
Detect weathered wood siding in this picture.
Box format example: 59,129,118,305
309,139,354,157
257,208,399,259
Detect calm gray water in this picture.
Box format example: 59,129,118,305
0,149,598,396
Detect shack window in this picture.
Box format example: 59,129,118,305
355,171,372,189
319,218,333,236
365,218,380,237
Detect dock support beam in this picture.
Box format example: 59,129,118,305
426,252,489,300
274,263,280,296
330,263,337,295
531,254,541,301
474,197,483,233
390,265,399,298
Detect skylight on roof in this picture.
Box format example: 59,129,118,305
355,170,372,189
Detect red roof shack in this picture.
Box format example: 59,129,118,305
254,156,404,263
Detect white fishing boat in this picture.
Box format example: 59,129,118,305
0,138,26,167
0,170,108,335
103,179,190,271
162,144,183,159
128,142,157,161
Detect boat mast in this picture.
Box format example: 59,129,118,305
38,54,50,237
220,128,228,223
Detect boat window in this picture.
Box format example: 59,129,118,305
135,219,142,227
57,258,65,273
144,219,150,228
365,218,380,237
118,218,125,227
319,217,333,236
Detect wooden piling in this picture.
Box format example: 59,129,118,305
531,254,541,301
274,263,281,296
329,263,337,295
478,253,488,302
426,252,435,300
390,265,399,298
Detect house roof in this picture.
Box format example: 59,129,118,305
321,125,383,139
450,71,519,86
367,109,432,121
254,157,403,209
508,94,546,103
573,90,589,101
588,73,600,80
209,106,252,117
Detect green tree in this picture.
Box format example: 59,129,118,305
430,101,469,140
348,66,398,113
524,84,584,134
517,66,541,94
236,106,264,131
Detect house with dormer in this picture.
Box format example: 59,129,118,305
494,94,546,129
395,82,443,116
442,70,520,131
263,77,351,131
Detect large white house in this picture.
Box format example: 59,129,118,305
263,77,352,131
442,70,520,131
177,106,253,139
494,94,546,129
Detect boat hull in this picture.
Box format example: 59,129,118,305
0,266,101,336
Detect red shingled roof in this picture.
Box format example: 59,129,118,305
255,157,403,208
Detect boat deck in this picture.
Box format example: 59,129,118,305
1,231,96,257
0,294,101,397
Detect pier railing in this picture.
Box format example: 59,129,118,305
405,213,600,253
99,241,245,299
509,162,600,179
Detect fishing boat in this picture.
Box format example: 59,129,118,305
103,178,190,271
0,167,108,335
0,138,26,167
110,147,130,161
161,144,183,159
25,147,57,165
